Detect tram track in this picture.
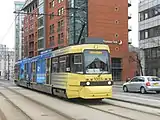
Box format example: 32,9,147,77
110,97,160,109
1,82,160,120
76,99,160,120
0,90,33,120
74,100,136,120
80,103,136,120
0,108,7,120
7,86,160,120
5,86,135,120
0,85,76,120
0,83,136,120
105,98,160,117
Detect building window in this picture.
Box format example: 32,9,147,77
157,47,160,57
145,31,148,38
58,0,63,3
58,32,64,44
151,48,157,58
58,9,61,16
57,20,64,32
58,7,64,16
139,4,160,21
50,24,54,34
38,28,44,38
140,25,160,40
145,12,148,19
61,7,64,14
140,31,145,40
61,33,64,42
38,39,44,49
61,20,64,27
148,28,154,38
49,0,54,8
50,12,54,19
111,58,122,81
38,17,44,27
58,34,61,44
140,12,144,21
49,36,54,47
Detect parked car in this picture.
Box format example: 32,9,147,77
123,76,160,94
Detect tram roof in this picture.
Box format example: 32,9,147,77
52,44,110,57
15,44,110,64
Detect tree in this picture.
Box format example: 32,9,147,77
128,45,144,76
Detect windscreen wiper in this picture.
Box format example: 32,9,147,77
98,70,104,77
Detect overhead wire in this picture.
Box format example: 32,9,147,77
0,0,29,47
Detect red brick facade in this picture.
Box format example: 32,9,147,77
45,0,68,49
22,0,139,81
87,0,138,81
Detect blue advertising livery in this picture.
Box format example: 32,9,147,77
15,49,52,84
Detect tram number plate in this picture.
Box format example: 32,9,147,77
94,77,103,81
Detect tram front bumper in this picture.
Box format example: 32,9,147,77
79,86,112,99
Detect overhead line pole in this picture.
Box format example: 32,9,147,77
73,0,76,44
7,54,9,80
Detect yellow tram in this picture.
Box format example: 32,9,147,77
14,44,113,99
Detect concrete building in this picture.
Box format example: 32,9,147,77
139,0,160,76
21,0,136,81
14,1,25,62
0,45,15,79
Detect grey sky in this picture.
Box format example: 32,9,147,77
0,0,139,49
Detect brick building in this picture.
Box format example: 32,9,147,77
21,0,138,81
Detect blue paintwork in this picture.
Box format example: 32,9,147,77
15,50,52,84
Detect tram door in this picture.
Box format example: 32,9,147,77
32,62,36,82
46,58,51,84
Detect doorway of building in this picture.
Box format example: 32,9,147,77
111,58,122,81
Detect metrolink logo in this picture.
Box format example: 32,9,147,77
103,40,123,45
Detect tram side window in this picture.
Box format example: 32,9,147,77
59,56,66,72
66,55,70,72
51,57,58,73
71,54,83,73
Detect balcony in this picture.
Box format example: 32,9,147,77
128,0,131,7
128,13,132,19
128,26,132,32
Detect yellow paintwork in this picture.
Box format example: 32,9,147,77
67,73,112,99
52,44,110,57
49,44,112,99
15,44,112,99
50,73,113,99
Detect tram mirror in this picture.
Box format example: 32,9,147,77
66,67,70,72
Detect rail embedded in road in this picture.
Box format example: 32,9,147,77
0,89,33,120
0,86,75,120
0,108,7,120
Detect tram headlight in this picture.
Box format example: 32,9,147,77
108,81,112,85
86,82,90,86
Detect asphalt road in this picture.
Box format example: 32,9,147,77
1,80,160,120
1,79,160,100
113,85,160,100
